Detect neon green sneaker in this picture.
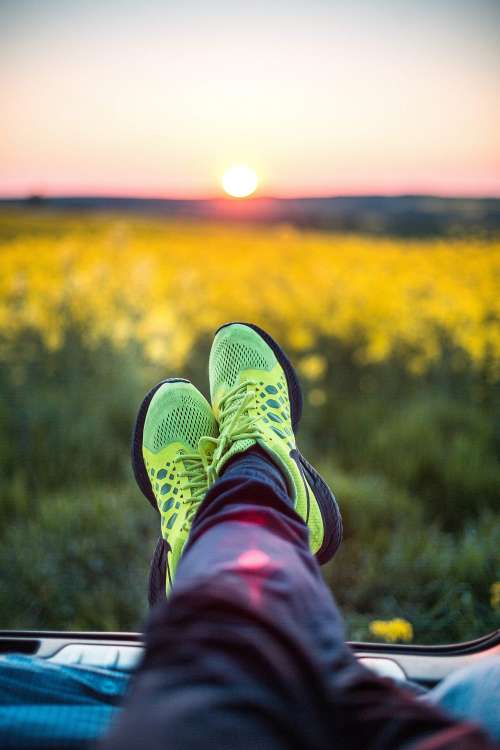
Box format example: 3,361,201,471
132,378,218,592
209,323,342,564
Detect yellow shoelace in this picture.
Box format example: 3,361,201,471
175,436,217,531
175,380,264,529
208,380,262,484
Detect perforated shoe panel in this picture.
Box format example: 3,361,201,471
143,383,217,454
210,324,276,397
153,396,215,451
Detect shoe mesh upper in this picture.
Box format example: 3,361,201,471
153,392,216,451
211,336,275,395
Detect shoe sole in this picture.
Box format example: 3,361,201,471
148,534,169,607
215,322,342,564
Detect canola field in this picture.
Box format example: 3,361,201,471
0,210,499,643
1,212,499,371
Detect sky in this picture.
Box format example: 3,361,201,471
1,0,499,198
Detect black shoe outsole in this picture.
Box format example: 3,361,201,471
215,321,342,565
148,534,169,607
300,453,343,566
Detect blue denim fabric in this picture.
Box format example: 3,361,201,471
426,657,500,743
103,451,494,749
1,654,498,749
0,653,127,749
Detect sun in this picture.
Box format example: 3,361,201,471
222,165,258,198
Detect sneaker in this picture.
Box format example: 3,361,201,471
209,322,342,564
131,378,218,592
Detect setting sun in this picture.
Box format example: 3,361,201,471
222,165,258,198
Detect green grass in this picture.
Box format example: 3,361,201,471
0,325,498,642
0,484,156,631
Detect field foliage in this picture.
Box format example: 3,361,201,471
0,210,498,643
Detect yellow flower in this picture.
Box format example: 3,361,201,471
490,582,500,611
299,354,327,380
369,618,414,643
289,327,314,351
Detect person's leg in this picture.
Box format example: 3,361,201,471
425,658,500,743
102,449,333,749
105,322,494,749
102,448,493,750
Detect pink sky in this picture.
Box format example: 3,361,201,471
1,0,499,199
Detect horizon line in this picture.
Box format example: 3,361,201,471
1,192,500,202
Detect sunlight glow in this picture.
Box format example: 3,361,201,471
237,549,270,569
222,165,258,198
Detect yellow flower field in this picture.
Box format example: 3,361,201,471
1,210,499,640
1,212,499,374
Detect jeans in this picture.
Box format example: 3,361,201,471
426,658,500,743
102,450,496,749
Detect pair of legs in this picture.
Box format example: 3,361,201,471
103,450,494,748
103,323,496,749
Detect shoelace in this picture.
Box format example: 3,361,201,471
208,380,262,484
172,380,264,528
175,436,217,532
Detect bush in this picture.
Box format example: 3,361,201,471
0,483,157,630
0,326,151,504
364,396,500,527
320,466,500,643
